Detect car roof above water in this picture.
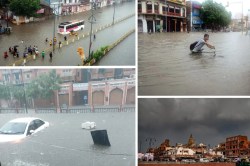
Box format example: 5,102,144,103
9,117,40,123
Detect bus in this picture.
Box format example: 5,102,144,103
58,20,84,35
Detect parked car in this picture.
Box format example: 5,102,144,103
81,121,96,129
182,159,196,163
0,117,49,143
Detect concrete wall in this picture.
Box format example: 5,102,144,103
139,163,235,166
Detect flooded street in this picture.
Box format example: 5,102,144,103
0,2,135,66
0,112,135,166
138,32,250,95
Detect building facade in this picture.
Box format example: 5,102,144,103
0,69,135,108
225,135,250,158
186,0,203,31
138,0,187,33
61,0,91,15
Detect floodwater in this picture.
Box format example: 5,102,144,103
0,2,135,66
95,32,135,66
138,32,250,95
0,112,135,166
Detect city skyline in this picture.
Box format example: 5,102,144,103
139,98,250,153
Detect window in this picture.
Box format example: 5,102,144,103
34,119,45,128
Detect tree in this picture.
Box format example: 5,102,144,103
9,0,41,17
200,0,231,30
26,70,62,100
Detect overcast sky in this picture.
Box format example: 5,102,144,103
193,0,250,19
138,98,250,153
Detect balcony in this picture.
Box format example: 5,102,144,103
138,8,142,13
147,9,152,13
167,12,181,17
154,10,159,14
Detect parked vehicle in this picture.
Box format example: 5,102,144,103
200,158,210,162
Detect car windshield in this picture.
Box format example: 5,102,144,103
0,122,27,134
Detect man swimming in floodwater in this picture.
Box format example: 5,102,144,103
190,34,215,53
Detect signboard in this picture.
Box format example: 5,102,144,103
109,82,125,87
73,83,88,91
59,86,70,95
92,83,105,88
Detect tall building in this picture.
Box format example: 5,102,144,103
225,135,249,157
187,134,195,147
138,0,187,33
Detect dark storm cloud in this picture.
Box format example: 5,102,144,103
138,98,250,153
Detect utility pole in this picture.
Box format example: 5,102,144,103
165,0,167,32
88,0,96,60
241,0,243,35
190,0,192,32
112,0,116,25
52,3,57,52
20,69,28,114
146,138,156,151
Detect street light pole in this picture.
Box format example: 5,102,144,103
112,0,116,25
20,69,28,114
190,0,192,32
146,138,156,150
88,1,96,60
242,0,243,35
52,4,56,52
165,0,167,32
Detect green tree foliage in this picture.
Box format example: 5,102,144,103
9,0,40,17
200,0,231,30
0,84,11,100
1,70,62,106
26,70,62,100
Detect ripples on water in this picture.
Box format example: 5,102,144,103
139,32,250,95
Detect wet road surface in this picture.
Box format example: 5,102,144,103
0,112,135,166
0,2,135,66
95,32,135,66
26,16,135,66
138,32,250,95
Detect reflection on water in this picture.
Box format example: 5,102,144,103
138,32,250,95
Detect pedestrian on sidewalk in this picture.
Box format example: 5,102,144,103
8,47,11,52
45,38,48,43
49,51,53,61
64,36,67,41
49,40,52,46
94,34,96,40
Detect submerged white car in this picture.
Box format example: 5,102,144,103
81,121,96,129
0,117,49,143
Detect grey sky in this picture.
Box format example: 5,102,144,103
138,98,250,153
